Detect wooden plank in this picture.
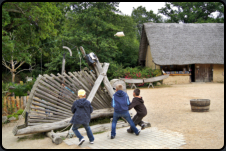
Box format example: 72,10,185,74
27,123,43,126
16,96,20,110
80,70,109,107
25,75,43,113
87,63,109,103
68,72,106,109
30,106,71,118
52,73,78,100
28,119,59,123
120,78,144,83
34,92,71,110
23,96,27,109
33,97,72,114
94,61,114,98
43,74,75,103
143,74,169,83
11,96,16,113
83,70,111,107
54,73,78,93
32,101,72,116
28,114,64,121
3,97,7,115
7,97,11,110
34,89,72,108
37,84,73,105
29,111,68,120
20,97,23,110
163,73,190,76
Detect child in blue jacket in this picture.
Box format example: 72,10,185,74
70,89,94,146
111,84,141,139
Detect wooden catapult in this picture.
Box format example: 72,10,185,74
12,47,152,144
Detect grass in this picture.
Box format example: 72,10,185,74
17,133,45,142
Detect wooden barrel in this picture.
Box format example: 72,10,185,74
190,99,210,112
110,79,127,93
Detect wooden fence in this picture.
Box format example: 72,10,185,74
2,96,29,116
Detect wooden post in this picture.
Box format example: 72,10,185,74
16,96,20,110
20,97,23,110
46,130,63,145
7,97,11,114
3,97,7,115
23,96,27,109
11,96,16,113
87,63,109,103
94,61,114,98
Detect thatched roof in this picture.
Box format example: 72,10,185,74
138,23,224,65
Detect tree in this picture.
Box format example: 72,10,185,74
131,6,163,41
2,2,64,82
158,2,224,23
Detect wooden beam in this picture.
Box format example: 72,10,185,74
14,108,113,136
87,63,109,102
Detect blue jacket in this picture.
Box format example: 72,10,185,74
112,90,131,113
70,98,93,125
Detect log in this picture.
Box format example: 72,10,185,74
82,70,111,107
87,63,109,103
47,130,63,145
14,108,114,136
47,119,151,145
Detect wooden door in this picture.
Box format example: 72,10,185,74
195,64,212,82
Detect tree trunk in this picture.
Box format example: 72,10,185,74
14,108,114,136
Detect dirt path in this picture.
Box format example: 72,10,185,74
2,83,224,149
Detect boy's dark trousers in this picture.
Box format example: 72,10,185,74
127,114,145,133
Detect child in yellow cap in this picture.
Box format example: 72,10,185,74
70,89,94,146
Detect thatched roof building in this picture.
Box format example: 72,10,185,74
138,23,224,66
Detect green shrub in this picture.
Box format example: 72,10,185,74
9,77,36,97
7,115,13,119
16,109,24,115
12,114,19,120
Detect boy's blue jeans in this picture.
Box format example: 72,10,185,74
72,123,94,142
111,111,139,137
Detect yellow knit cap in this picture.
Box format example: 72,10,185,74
78,89,86,97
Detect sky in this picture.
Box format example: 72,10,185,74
118,2,166,18
118,2,219,19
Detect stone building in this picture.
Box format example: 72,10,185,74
138,23,224,84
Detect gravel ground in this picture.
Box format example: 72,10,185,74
2,83,224,149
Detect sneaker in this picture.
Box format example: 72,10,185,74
111,136,115,139
90,141,94,144
78,138,85,146
141,124,145,130
127,129,134,133
136,129,141,136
